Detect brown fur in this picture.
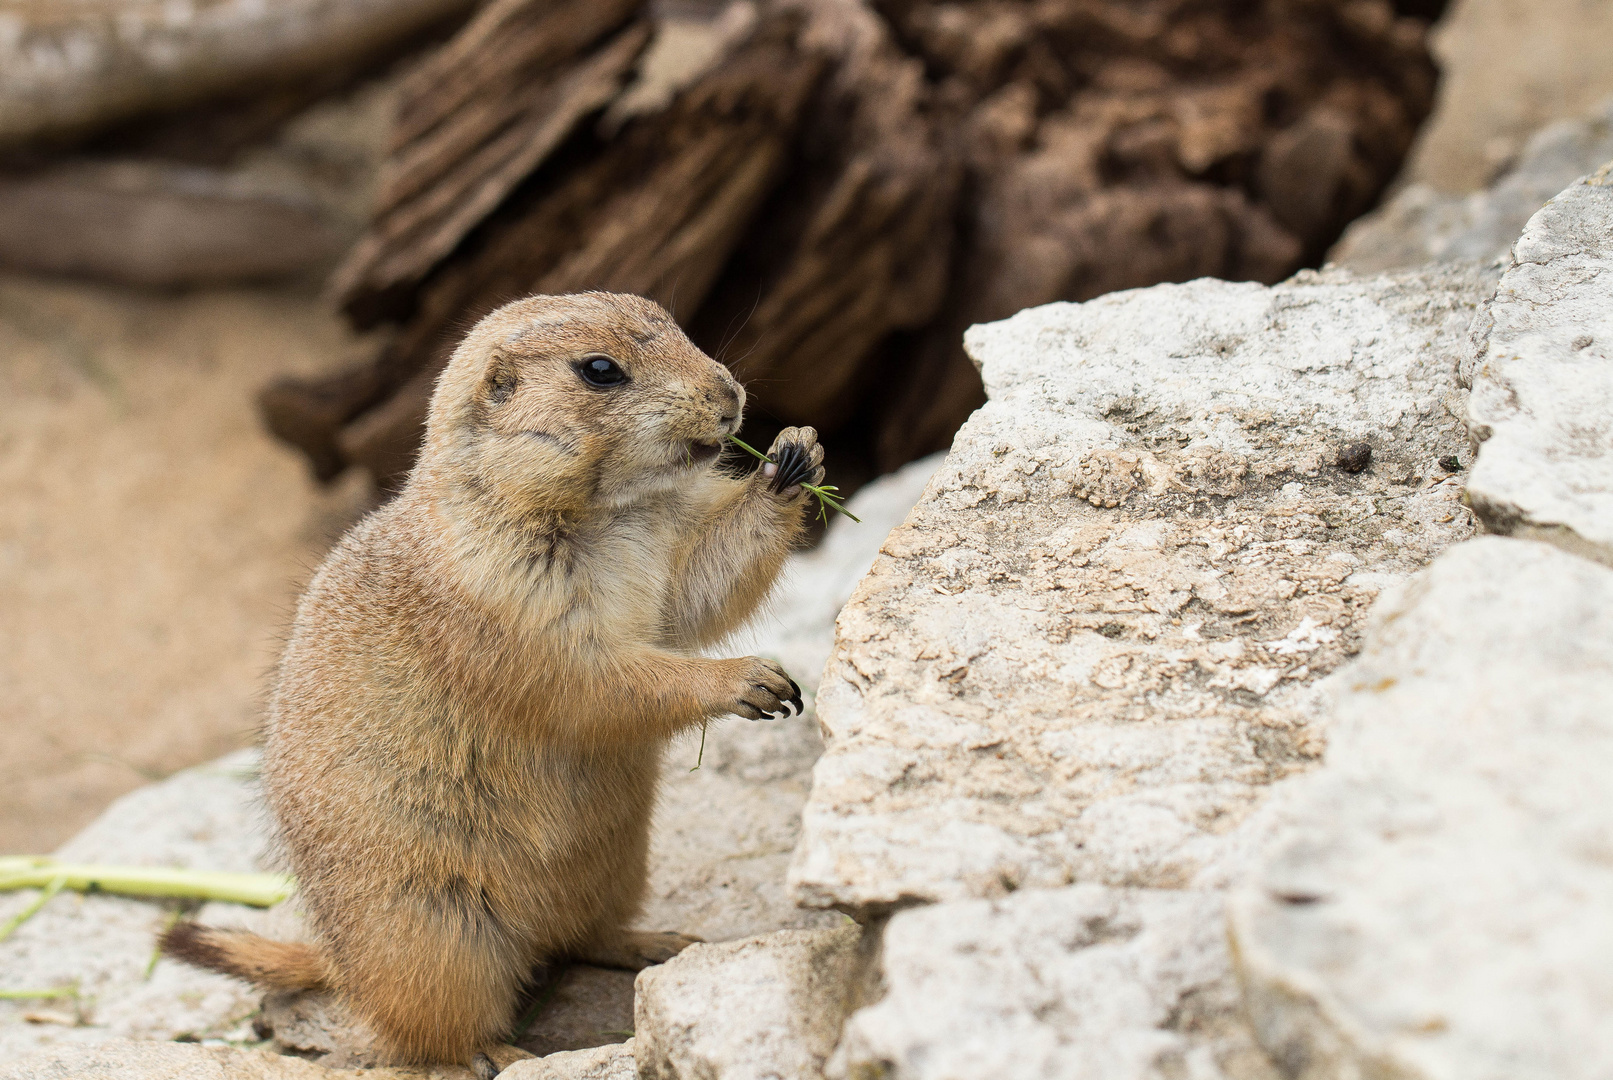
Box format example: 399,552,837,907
162,293,824,1065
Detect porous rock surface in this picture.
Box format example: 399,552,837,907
501,1042,635,1080
634,927,861,1080
836,884,1277,1080
791,265,1487,918
1330,97,1613,272
1230,537,1613,1080
1465,161,1613,564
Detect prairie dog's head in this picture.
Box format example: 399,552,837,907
421,292,744,515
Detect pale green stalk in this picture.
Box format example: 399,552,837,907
0,859,292,908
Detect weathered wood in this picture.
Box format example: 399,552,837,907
0,160,349,287
0,0,480,147
265,14,826,484
329,0,651,326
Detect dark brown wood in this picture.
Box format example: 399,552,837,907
264,0,1439,496
328,0,650,327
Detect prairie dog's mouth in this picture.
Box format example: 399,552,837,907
685,439,723,465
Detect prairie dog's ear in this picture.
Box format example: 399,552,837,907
484,351,518,406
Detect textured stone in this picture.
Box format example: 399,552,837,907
502,1042,636,1080
634,927,862,1080
836,885,1277,1080
1330,98,1613,272
1230,536,1613,1080
791,267,1487,918
1465,164,1613,564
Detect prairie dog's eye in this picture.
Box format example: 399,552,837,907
574,354,627,388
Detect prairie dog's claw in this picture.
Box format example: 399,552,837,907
766,427,825,494
770,441,813,493
725,657,796,720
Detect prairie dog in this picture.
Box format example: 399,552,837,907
163,293,825,1066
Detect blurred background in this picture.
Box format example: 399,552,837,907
2,0,1611,854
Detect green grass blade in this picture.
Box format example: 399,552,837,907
0,862,294,907
725,436,860,523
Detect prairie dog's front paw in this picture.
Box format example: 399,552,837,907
717,657,802,720
763,426,826,496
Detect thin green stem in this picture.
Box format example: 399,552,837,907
725,436,861,524
690,721,708,771
0,873,68,943
147,907,185,979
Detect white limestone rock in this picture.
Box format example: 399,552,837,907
1330,98,1613,273
1465,163,1613,565
633,927,862,1080
835,885,1278,1080
502,1041,636,1080
1229,536,1613,1080
790,267,1488,919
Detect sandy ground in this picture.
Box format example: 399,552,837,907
0,273,376,853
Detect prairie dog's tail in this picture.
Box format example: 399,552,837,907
160,922,330,991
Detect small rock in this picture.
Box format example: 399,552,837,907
634,927,862,1080
501,1042,635,1080
1438,455,1462,472
1335,441,1373,473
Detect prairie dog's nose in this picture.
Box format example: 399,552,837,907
708,375,743,432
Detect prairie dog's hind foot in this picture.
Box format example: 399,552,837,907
577,929,703,971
